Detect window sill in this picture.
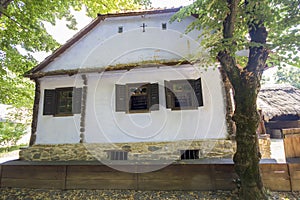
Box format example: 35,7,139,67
53,113,74,117
127,109,150,114
170,107,199,111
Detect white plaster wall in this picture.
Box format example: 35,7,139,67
36,65,227,144
42,13,204,72
36,75,83,144
84,65,227,144
35,11,227,144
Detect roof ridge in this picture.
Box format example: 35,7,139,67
97,7,181,16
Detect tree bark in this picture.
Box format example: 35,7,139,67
29,79,40,146
218,0,269,199
232,73,266,200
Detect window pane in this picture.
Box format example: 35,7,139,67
56,88,73,114
167,79,203,110
128,84,149,111
130,95,148,110
174,93,192,107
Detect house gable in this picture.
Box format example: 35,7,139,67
26,8,205,77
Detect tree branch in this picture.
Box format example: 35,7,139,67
223,0,239,38
0,0,13,17
217,51,242,88
244,1,269,74
0,10,29,30
217,0,241,88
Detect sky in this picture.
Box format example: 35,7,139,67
31,0,193,62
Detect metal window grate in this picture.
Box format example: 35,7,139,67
107,151,128,160
180,150,199,160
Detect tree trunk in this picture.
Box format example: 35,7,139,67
29,79,40,146
218,52,268,199
232,72,267,199
218,0,269,199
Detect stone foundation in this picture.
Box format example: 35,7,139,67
19,138,270,161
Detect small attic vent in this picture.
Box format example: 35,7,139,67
118,26,123,33
162,23,167,30
180,150,199,160
107,150,128,160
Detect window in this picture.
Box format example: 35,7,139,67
118,26,123,33
180,150,199,160
165,78,203,110
115,83,159,113
106,150,128,160
56,88,73,114
162,23,167,30
43,87,82,116
128,84,148,111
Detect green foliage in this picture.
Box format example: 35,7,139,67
0,106,30,147
274,66,300,89
0,0,149,109
0,122,26,147
0,144,27,154
172,0,300,67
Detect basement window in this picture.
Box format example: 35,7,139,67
107,150,128,160
180,150,199,160
162,23,167,30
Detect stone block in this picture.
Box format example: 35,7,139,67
19,139,238,161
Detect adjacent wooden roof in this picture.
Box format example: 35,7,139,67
257,84,300,120
25,8,181,77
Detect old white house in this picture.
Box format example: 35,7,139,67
21,8,235,163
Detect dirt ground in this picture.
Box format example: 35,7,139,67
0,188,299,200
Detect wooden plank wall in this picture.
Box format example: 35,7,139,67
66,165,137,190
288,163,300,191
0,163,299,191
266,120,300,130
260,164,291,191
283,128,300,158
0,165,66,189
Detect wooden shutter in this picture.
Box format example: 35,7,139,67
43,89,56,115
149,83,159,111
116,84,126,112
188,79,197,108
193,78,204,107
72,88,82,114
164,80,173,109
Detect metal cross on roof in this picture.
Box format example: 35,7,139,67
140,23,147,32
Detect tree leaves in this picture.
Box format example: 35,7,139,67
275,66,300,88
0,0,149,108
173,0,300,68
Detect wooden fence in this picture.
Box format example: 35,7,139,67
0,162,299,191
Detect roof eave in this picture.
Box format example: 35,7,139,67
25,16,103,77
